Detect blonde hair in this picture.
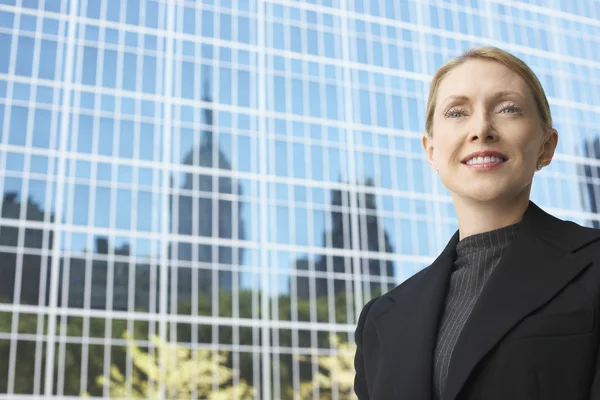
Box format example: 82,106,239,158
425,46,553,137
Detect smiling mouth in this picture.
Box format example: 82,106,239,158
462,156,507,166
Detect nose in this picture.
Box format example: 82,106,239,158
468,112,498,143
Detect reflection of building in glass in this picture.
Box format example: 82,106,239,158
579,137,600,228
0,193,52,306
64,237,152,312
170,100,245,302
295,182,395,299
2,1,600,397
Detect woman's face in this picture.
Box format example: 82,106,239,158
422,59,558,204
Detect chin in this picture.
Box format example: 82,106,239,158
452,181,532,205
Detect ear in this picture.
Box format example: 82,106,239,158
538,129,558,167
422,134,436,170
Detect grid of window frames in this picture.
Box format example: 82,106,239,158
0,0,599,398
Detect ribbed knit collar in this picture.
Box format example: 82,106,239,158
456,223,518,259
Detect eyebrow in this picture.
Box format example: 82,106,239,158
440,91,526,108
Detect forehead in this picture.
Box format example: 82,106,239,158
436,59,532,102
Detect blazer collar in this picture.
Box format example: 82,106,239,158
373,230,459,400
374,201,600,400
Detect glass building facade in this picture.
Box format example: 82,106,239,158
0,0,599,398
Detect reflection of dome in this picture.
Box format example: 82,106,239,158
170,104,245,300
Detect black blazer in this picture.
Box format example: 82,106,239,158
354,201,600,400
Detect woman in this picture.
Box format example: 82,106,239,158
353,46,600,400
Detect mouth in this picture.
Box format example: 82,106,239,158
461,151,508,167
461,151,508,170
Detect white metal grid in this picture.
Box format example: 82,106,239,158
0,0,599,398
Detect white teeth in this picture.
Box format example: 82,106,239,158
466,156,504,165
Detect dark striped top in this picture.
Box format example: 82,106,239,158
433,223,517,400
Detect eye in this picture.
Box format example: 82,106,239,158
445,107,466,118
499,103,522,114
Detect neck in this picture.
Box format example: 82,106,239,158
453,188,531,240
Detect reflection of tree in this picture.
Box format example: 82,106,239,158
298,335,356,400
169,91,245,305
0,287,368,398
295,180,395,299
579,137,600,228
90,332,254,399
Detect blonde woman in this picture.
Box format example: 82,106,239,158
353,47,600,400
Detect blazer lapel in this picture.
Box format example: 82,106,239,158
375,231,459,400
443,202,596,400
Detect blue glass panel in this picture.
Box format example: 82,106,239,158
30,155,48,174
77,114,93,153
403,46,414,72
6,152,24,171
323,32,335,58
201,10,214,37
361,152,374,182
290,26,301,52
183,6,195,33
116,189,131,230
94,187,111,227
43,0,60,12
122,53,137,91
97,162,111,181
82,46,98,85
219,67,232,104
312,209,325,246
102,49,117,88
8,106,28,146
295,207,308,246
220,13,232,41
326,84,338,120
119,120,134,158
13,82,28,101
308,82,320,117
137,191,153,231
291,78,303,115
359,89,371,125
272,23,284,50
275,206,289,244
181,61,195,99
238,135,251,172
307,29,318,55
32,108,52,149
72,184,90,225
380,155,392,189
98,118,113,156
310,145,323,180
142,55,156,94
376,93,387,127
274,140,287,176
20,14,36,32
117,165,132,184
328,147,341,181
0,34,10,73
237,70,250,107
145,0,158,28
38,39,58,80
15,36,34,77
139,123,155,160
293,143,306,178
237,16,251,45
0,11,14,28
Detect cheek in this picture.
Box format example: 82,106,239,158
433,139,462,164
